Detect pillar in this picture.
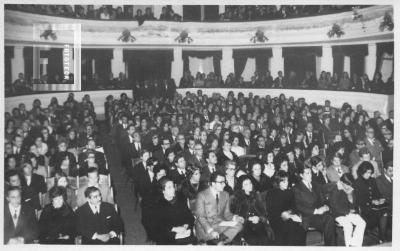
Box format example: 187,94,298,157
40,58,48,76
11,46,25,82
219,5,225,14
91,58,96,76
315,56,321,78
111,48,125,78
221,47,234,79
172,5,183,17
343,56,351,74
365,43,377,80
171,47,183,86
153,5,163,19
269,46,283,77
320,45,333,74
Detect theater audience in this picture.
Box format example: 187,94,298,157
39,186,76,244
3,77,393,246
76,187,123,244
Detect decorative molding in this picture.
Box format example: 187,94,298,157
250,30,268,43
5,6,393,47
40,24,57,40
175,30,193,43
118,29,136,42
327,23,345,38
379,12,394,31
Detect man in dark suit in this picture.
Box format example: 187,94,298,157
384,110,394,134
4,186,39,244
293,165,336,246
134,157,156,200
200,151,220,183
76,186,123,245
194,171,244,244
190,143,207,171
183,136,196,164
172,133,187,155
310,156,329,187
114,114,129,144
304,122,322,149
376,161,393,213
152,137,171,165
122,129,142,167
364,127,384,170
21,162,47,210
168,154,187,187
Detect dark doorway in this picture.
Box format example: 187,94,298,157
284,54,316,81
204,5,219,21
183,5,201,21
125,50,173,82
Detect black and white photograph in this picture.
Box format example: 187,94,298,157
1,0,397,248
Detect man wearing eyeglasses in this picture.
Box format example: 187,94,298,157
195,171,244,245
364,127,384,171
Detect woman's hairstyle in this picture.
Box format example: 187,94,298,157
49,186,67,202
310,155,322,167
236,175,253,191
153,164,167,177
186,164,200,180
248,160,264,175
158,176,174,192
55,171,69,186
357,161,374,178
340,173,354,187
272,170,289,189
173,153,185,164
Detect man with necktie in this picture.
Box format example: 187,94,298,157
4,186,39,244
293,166,336,246
195,171,244,244
76,187,123,244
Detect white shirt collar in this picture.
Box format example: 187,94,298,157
385,174,392,183
302,180,312,189
89,203,100,214
9,204,21,216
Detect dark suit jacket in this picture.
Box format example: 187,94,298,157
78,150,106,171
168,169,187,187
120,136,141,167
133,163,153,198
76,202,123,244
293,181,325,229
4,204,39,244
153,149,167,164
21,174,47,209
191,156,207,171
376,175,392,204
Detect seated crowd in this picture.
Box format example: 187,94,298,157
6,5,181,22
219,5,366,21
180,69,393,94
108,88,393,245
4,93,122,244
4,86,393,245
7,68,393,97
7,5,367,22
